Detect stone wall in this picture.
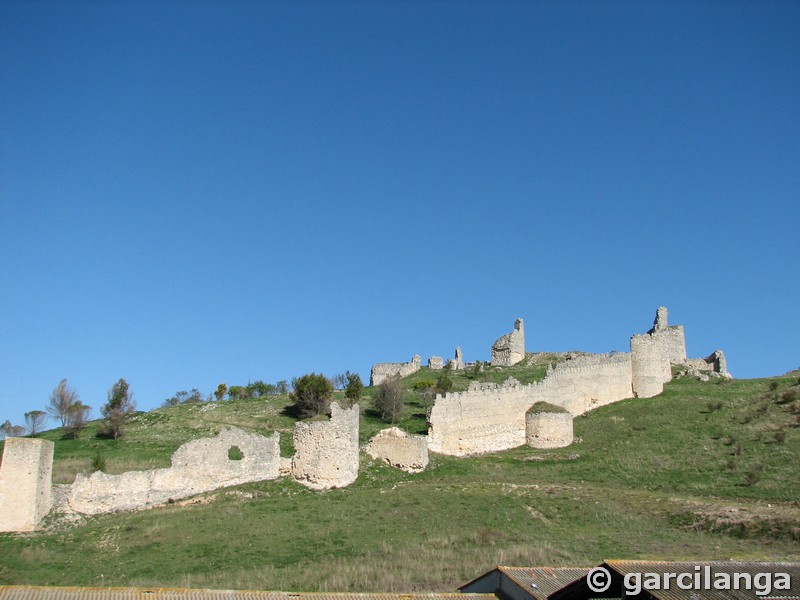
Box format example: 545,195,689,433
291,402,360,489
491,318,525,366
0,438,54,532
447,346,465,370
525,411,573,449
364,427,429,473
370,355,421,386
427,352,633,456
630,333,671,398
428,356,443,370
68,428,280,515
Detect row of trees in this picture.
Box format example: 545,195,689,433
2,366,451,440
0,378,135,441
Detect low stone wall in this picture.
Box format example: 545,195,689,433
370,355,421,386
364,427,428,473
428,352,633,456
68,428,280,515
0,438,54,532
291,402,360,489
526,411,573,449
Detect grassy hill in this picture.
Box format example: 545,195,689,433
1,361,799,591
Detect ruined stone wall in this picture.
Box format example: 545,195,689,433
0,438,54,532
525,411,573,449
364,427,428,473
291,402,360,489
630,333,671,398
427,353,633,456
370,355,421,386
491,318,525,366
68,428,280,515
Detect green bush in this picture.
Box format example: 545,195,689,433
290,373,334,418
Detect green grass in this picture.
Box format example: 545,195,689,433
1,370,799,591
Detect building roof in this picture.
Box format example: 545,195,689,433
552,560,800,600
0,589,497,600
458,566,591,600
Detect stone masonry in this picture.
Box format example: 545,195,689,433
0,438,54,532
491,318,525,366
370,355,421,386
526,408,573,449
291,402,360,490
364,427,429,473
69,427,280,515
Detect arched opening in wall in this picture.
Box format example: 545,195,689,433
228,445,244,461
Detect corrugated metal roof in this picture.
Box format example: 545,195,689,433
0,589,497,600
498,567,591,600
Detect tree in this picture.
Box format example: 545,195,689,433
434,369,453,396
228,385,248,400
47,379,78,427
24,410,48,436
214,383,228,402
247,380,275,398
100,378,135,439
64,402,91,439
289,373,333,418
331,373,347,390
372,375,406,424
344,371,363,402
275,380,289,395
1,420,26,438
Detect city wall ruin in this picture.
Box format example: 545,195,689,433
291,402,360,490
370,355,421,386
0,438,54,532
69,427,281,515
491,318,526,366
364,427,429,473
0,306,729,530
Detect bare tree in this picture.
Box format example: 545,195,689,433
1,419,26,438
24,410,48,436
47,379,79,427
64,402,92,439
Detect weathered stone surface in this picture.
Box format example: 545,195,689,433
491,318,525,366
428,352,633,456
370,355,421,386
650,306,669,333
447,346,465,370
526,411,573,449
364,427,428,473
428,356,443,370
291,402,360,490
630,332,671,398
68,427,280,515
0,438,54,532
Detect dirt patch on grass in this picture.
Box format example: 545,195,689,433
670,497,800,541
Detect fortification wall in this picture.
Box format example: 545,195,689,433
68,428,280,515
525,411,573,449
0,438,54,532
370,355,421,386
364,427,429,473
291,402,360,489
630,333,672,398
428,353,633,456
491,318,525,366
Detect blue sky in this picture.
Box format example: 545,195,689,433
1,1,798,429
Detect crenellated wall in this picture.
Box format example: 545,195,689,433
428,353,633,456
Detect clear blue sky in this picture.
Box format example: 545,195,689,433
1,1,798,429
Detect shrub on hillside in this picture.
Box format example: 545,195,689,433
344,371,363,402
372,376,406,424
290,373,334,418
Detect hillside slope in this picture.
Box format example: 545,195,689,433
0,366,798,591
